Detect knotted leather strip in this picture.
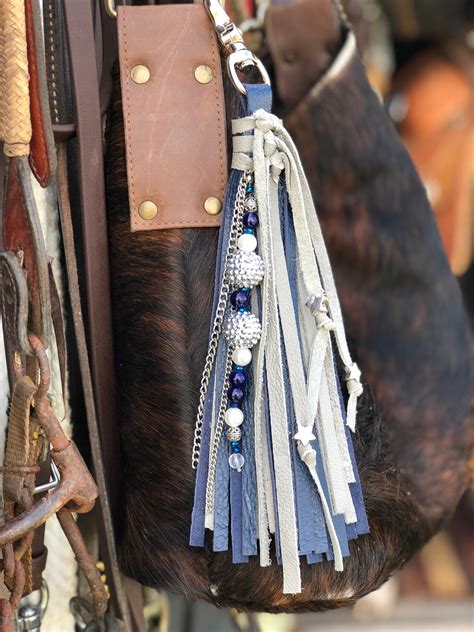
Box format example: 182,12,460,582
117,5,227,231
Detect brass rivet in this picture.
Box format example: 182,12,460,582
131,64,151,84
194,64,214,84
204,196,222,215
138,200,158,220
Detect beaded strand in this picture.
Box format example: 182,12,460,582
223,175,263,471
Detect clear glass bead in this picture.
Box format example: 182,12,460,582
228,452,245,471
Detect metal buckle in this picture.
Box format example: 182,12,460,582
205,0,270,94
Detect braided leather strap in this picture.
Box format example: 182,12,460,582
0,0,31,156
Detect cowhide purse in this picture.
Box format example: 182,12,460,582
104,0,472,613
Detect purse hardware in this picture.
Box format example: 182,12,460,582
105,0,270,94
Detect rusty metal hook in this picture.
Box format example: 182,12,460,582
0,335,98,546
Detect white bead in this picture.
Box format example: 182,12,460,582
228,453,245,471
231,347,252,366
237,233,257,253
224,407,244,428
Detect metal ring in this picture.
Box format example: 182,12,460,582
104,0,117,18
227,51,271,95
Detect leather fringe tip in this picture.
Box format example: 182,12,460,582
190,84,368,595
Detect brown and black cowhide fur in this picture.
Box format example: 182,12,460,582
104,29,472,613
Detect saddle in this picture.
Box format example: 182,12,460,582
0,0,471,629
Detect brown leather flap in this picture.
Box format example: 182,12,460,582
117,5,227,231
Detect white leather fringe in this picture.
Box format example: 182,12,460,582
232,109,363,593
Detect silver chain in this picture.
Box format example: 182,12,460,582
205,350,233,514
191,173,250,468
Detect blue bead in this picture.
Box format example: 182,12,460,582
229,370,246,387
246,185,253,193
234,365,244,372
227,386,245,403
243,212,259,229
243,228,254,235
231,440,241,454
231,289,250,310
230,401,240,408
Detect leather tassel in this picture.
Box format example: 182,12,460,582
190,84,368,595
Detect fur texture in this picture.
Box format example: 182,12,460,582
104,42,471,611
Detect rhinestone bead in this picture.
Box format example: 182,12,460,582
229,452,245,471
225,407,244,428
226,426,242,441
232,348,252,366
226,251,264,289
224,312,262,349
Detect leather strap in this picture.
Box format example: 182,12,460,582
63,0,121,521
117,4,228,231
2,157,52,351
265,0,344,114
62,1,145,628
43,0,74,126
25,0,57,187
57,142,139,631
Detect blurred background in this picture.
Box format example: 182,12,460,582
144,0,473,629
